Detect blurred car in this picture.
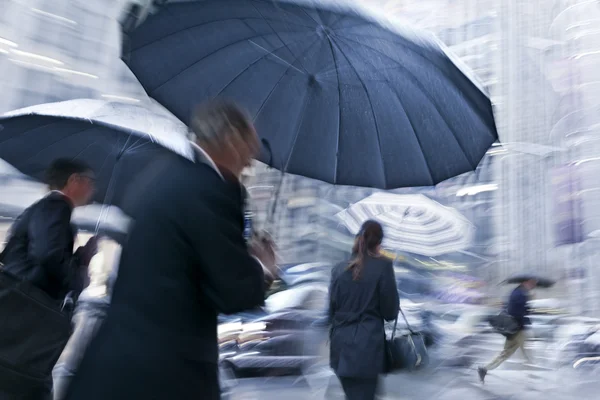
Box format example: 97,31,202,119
218,279,328,378
280,262,331,286
428,305,499,367
549,316,600,368
528,314,563,341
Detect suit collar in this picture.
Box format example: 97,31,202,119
190,142,224,181
47,190,74,209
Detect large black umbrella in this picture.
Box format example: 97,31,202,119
503,275,556,289
123,0,498,189
0,99,193,212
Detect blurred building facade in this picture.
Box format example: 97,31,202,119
0,0,146,114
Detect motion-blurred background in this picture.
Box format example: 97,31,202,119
2,1,600,399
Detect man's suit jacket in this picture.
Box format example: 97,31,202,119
65,152,266,400
1,192,84,300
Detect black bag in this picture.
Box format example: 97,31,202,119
489,311,519,337
384,307,429,373
0,269,73,395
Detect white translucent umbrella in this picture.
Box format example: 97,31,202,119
336,193,474,256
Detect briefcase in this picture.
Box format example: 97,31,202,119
0,269,72,393
489,312,519,337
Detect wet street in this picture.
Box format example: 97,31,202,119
226,344,599,400
227,366,598,400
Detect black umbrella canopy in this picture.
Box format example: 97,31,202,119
503,275,556,289
0,100,193,211
124,0,498,189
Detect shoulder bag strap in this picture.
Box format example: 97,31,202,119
389,316,399,340
399,305,415,335
390,305,414,340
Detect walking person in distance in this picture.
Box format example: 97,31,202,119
478,278,537,383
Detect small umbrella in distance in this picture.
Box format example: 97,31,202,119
0,99,193,213
122,0,498,189
503,275,556,289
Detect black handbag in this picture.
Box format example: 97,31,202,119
384,307,429,373
0,268,73,395
489,311,519,337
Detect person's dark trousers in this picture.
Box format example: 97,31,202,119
338,376,379,400
196,363,221,400
0,372,52,400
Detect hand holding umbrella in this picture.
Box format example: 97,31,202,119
249,232,278,288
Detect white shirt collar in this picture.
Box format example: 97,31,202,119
190,142,224,181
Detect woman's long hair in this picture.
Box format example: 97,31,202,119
347,220,384,280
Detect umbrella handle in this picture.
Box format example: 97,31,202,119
261,138,274,168
95,159,123,233
261,138,284,232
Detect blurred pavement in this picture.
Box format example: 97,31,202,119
227,349,599,400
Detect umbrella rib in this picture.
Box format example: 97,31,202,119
130,17,311,53
148,31,305,94
324,36,342,185
17,126,109,170
337,33,494,126
339,37,480,169
333,37,435,184
328,40,387,189
0,120,58,147
213,34,315,99
252,36,321,126
283,84,312,172
249,3,311,75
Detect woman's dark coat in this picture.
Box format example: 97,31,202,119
329,255,399,378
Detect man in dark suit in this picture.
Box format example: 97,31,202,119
1,159,97,300
64,100,275,400
0,159,97,400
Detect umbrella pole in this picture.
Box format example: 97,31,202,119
265,169,285,233
94,148,129,234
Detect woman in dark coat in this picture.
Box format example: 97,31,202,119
329,220,399,400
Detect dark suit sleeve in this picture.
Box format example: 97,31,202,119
186,186,265,315
378,260,399,321
28,199,84,293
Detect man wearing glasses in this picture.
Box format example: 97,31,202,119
1,158,98,399
1,158,98,301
